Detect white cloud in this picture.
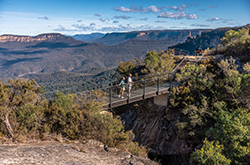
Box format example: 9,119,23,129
206,17,222,21
158,11,198,20
114,15,132,19
99,18,106,22
114,5,162,13
114,6,137,12
165,4,189,11
148,5,162,12
90,23,96,26
113,20,119,23
190,23,210,27
38,16,49,20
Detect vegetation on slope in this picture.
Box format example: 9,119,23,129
0,79,147,156
169,28,250,164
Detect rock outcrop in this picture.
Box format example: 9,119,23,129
170,24,250,54
0,139,157,165
117,98,192,157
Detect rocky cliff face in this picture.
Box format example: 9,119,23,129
117,98,192,157
0,33,75,43
171,24,250,54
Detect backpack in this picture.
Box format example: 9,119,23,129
125,77,128,83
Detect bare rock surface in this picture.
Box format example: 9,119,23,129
0,140,157,165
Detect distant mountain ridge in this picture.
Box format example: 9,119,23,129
71,33,105,42
83,29,205,45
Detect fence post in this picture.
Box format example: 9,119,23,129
157,74,160,95
143,78,146,99
170,72,172,92
109,87,112,108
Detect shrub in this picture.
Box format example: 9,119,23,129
190,138,231,165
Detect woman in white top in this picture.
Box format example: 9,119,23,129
127,73,132,97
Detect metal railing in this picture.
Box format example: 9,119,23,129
43,48,210,108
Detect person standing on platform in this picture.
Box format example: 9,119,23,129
118,77,125,98
127,73,133,97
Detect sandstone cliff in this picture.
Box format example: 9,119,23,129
0,33,75,43
117,98,192,156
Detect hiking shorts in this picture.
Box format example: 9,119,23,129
127,84,132,90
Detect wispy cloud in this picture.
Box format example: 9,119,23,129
169,26,183,28
94,14,101,17
139,17,148,21
158,11,198,19
228,22,238,25
54,24,166,32
54,25,79,32
190,23,210,27
114,5,162,13
165,4,189,11
71,24,96,31
77,20,82,22
155,20,166,23
113,20,119,23
38,16,49,20
206,17,221,21
114,5,137,12
223,19,233,23
114,15,132,19
0,16,3,19
99,18,106,22
90,23,96,26
208,5,218,8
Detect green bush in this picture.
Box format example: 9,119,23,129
190,138,231,165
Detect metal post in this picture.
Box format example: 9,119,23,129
109,87,112,108
170,72,172,92
157,75,160,95
143,78,146,99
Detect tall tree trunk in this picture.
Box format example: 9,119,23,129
3,113,14,139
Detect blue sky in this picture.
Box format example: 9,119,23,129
0,0,249,35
